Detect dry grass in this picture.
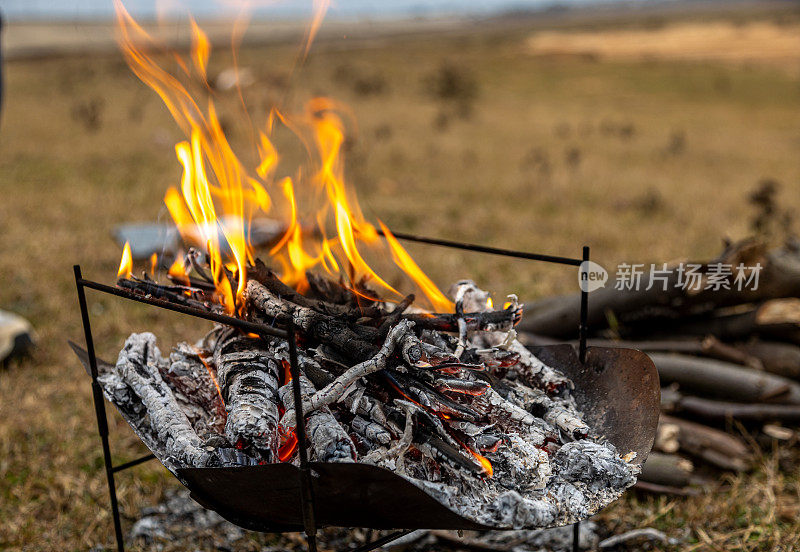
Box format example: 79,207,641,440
1,13,800,551
527,20,800,73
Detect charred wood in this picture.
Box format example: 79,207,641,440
404,306,522,334
278,374,357,463
245,279,385,362
212,330,281,461
116,333,212,468
350,415,392,445
281,320,418,427
162,343,226,438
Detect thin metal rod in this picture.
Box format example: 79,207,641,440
573,521,581,552
77,277,289,339
347,529,415,552
288,322,318,552
376,229,582,266
578,246,590,364
74,265,126,552
112,454,157,473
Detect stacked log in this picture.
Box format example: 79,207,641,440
519,238,800,494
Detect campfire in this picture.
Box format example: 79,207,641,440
80,1,649,538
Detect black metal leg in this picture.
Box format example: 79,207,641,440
573,521,581,551
287,322,318,552
578,246,590,364
75,265,126,552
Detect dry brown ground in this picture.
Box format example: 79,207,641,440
1,13,800,551
527,20,800,74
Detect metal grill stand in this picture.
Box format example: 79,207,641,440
74,235,590,552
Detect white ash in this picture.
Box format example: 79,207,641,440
104,280,640,529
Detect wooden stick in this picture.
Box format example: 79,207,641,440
660,414,751,471
249,259,365,318
279,374,357,463
116,333,211,467
518,239,800,338
245,279,411,363
649,352,800,403
634,479,700,496
639,452,694,488
736,340,800,380
403,306,522,333
281,320,417,427
213,330,281,461
662,391,800,423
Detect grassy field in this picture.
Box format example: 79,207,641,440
1,9,800,551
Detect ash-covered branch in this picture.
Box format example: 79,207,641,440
116,333,212,468
278,374,357,463
213,330,281,461
281,320,417,427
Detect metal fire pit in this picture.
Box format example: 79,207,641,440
72,343,658,533
72,235,659,552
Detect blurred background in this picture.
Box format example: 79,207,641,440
1,0,799,550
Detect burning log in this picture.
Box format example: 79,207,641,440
117,277,217,311
280,320,419,427
162,343,226,438
278,374,357,463
101,274,641,529
403,307,522,334
249,259,362,319
649,352,800,404
350,415,392,445
245,279,390,362
116,333,213,467
386,370,483,422
212,329,281,461
506,342,572,395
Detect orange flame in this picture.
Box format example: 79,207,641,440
149,252,158,277
114,0,453,313
379,221,454,312
468,447,494,478
118,242,133,279
168,254,190,285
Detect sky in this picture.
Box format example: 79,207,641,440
2,0,623,21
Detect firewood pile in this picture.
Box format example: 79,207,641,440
519,237,800,495
101,261,642,529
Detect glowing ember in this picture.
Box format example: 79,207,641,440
468,447,494,478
